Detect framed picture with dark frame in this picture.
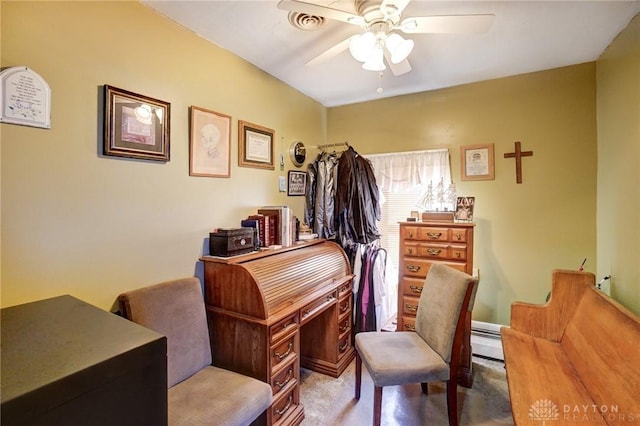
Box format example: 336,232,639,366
103,85,170,162
238,120,274,170
189,106,231,178
460,143,494,181
287,170,307,196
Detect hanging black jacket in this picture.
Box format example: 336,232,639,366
335,147,381,246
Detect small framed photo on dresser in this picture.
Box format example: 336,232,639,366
454,197,475,222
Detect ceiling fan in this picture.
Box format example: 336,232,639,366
277,0,495,76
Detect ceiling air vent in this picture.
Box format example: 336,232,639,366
288,11,326,31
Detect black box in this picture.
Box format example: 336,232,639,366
210,227,256,257
1,295,167,426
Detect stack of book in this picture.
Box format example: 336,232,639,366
242,206,298,248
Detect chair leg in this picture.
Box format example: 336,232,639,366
373,386,383,426
421,382,429,394
446,380,458,426
355,352,362,400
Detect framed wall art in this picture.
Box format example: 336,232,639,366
287,170,307,196
460,143,494,181
238,120,274,170
189,106,231,178
103,85,170,162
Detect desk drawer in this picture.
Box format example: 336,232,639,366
270,357,297,398
338,281,352,299
337,333,351,359
270,334,297,372
301,291,336,325
270,386,299,426
270,312,298,345
338,315,351,337
337,294,352,321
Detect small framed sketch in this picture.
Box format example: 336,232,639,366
287,170,307,196
460,143,494,181
454,197,475,222
103,85,170,162
238,120,274,170
189,106,231,178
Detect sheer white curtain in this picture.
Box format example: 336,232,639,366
365,149,452,329
367,148,451,193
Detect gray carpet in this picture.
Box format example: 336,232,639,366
299,356,513,425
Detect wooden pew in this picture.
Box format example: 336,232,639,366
501,270,640,425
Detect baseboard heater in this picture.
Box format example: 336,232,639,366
471,320,505,361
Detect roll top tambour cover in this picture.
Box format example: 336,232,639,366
203,241,351,320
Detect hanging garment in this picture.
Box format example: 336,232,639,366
335,147,381,248
306,152,339,239
353,245,388,333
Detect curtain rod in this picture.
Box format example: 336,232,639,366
365,148,448,157
313,141,350,150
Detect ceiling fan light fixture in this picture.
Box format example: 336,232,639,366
349,31,376,62
362,46,386,71
385,33,414,64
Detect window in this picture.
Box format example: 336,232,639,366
366,149,452,327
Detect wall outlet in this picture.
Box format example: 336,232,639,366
278,176,286,192
472,268,480,279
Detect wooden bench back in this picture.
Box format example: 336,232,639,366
560,285,640,418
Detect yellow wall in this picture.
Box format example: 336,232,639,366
596,13,640,315
2,2,636,324
1,2,324,310
328,64,598,324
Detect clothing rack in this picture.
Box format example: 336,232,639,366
314,141,350,151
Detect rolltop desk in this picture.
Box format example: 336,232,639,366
201,239,355,426
398,221,476,387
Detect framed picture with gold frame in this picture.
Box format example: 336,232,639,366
189,106,231,178
103,85,170,162
460,143,495,181
238,120,274,170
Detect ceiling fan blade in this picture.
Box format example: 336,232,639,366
399,14,495,34
380,0,412,17
305,36,353,66
277,0,364,26
383,49,412,76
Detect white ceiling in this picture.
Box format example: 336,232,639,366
142,0,640,107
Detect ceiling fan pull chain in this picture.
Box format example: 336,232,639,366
377,72,384,94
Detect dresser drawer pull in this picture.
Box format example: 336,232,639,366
427,248,442,256
427,232,442,239
409,285,422,294
339,323,349,332
454,251,462,258
339,341,349,352
340,285,350,293
407,247,414,255
455,234,462,241
405,323,416,332
274,342,293,360
405,303,418,312
275,395,293,416
281,321,293,330
274,368,293,389
340,302,349,313
406,265,421,273
408,231,414,238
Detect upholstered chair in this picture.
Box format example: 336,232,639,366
354,263,479,426
119,277,272,426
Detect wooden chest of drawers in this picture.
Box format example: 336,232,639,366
398,221,475,387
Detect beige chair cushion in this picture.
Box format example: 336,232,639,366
415,263,477,362
169,365,272,426
119,277,211,387
355,331,450,387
